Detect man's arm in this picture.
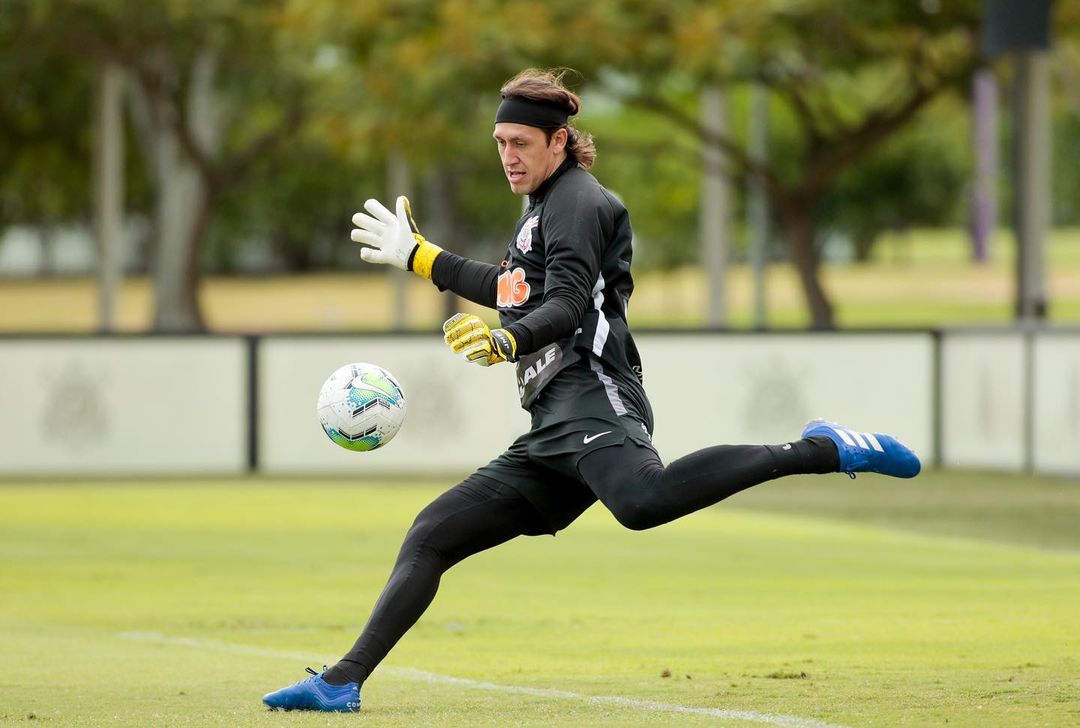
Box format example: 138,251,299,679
503,184,609,356
429,252,499,308
440,184,609,368
352,195,498,308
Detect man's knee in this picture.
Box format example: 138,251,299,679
608,498,661,531
399,508,446,560
579,440,667,530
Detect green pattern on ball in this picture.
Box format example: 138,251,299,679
361,371,402,404
326,427,383,452
347,386,380,409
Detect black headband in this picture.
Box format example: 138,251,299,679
495,97,570,129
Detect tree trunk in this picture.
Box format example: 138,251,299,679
125,72,159,276
747,83,770,330
127,47,221,332
387,153,411,331
423,165,461,323
971,68,997,264
853,229,876,263
95,62,124,332
782,209,834,329
148,103,207,331
700,84,729,327
38,222,56,278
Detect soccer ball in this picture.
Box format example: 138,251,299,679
317,363,407,451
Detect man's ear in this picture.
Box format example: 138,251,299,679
551,127,569,153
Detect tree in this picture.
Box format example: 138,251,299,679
30,1,311,330
207,132,384,274
1049,1,1080,225
313,0,983,328
824,97,971,262
0,9,96,273
603,1,982,327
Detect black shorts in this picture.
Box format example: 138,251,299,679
474,358,655,534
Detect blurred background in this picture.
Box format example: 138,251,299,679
1,0,1077,333
1,0,1079,477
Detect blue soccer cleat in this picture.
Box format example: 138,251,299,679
802,419,921,479
262,667,360,712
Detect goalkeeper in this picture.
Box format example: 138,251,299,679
263,68,921,713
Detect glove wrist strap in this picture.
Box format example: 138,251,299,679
409,238,442,280
489,328,518,362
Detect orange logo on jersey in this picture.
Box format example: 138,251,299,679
497,267,530,308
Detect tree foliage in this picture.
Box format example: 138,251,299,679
0,8,95,235
825,97,971,262
5,0,1080,331
12,0,317,329
604,1,982,326
300,0,984,327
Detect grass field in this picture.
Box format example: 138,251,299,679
2,228,1079,333
2,470,1079,727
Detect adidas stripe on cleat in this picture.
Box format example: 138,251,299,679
262,667,360,712
802,419,921,479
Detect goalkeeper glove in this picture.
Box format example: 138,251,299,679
351,196,442,278
443,313,517,367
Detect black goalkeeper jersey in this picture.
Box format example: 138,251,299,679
430,156,644,410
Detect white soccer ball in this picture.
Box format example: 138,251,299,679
317,362,407,452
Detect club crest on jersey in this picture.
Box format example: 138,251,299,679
516,215,540,254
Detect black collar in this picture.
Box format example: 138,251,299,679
528,155,577,205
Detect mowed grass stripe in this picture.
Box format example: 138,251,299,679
1,480,1078,727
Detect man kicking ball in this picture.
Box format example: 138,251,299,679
262,68,920,712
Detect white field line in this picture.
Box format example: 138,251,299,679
117,631,849,728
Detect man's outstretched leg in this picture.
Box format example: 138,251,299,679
578,420,920,531
262,475,549,712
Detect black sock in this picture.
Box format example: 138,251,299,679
322,660,366,686
763,435,839,475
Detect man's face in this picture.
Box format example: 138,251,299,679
493,122,567,195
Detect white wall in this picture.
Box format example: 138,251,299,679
258,337,528,474
1033,333,1080,475
258,333,935,475
940,332,1027,470
0,338,247,475
638,333,934,461
2,330,1076,478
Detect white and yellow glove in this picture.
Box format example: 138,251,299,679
443,313,517,367
351,195,441,279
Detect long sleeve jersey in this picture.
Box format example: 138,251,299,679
430,156,644,409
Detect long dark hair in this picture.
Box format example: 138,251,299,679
499,68,596,169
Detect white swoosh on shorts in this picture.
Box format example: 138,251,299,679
583,431,612,445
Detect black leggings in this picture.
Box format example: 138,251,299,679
330,475,549,684
579,438,832,530
328,436,834,685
